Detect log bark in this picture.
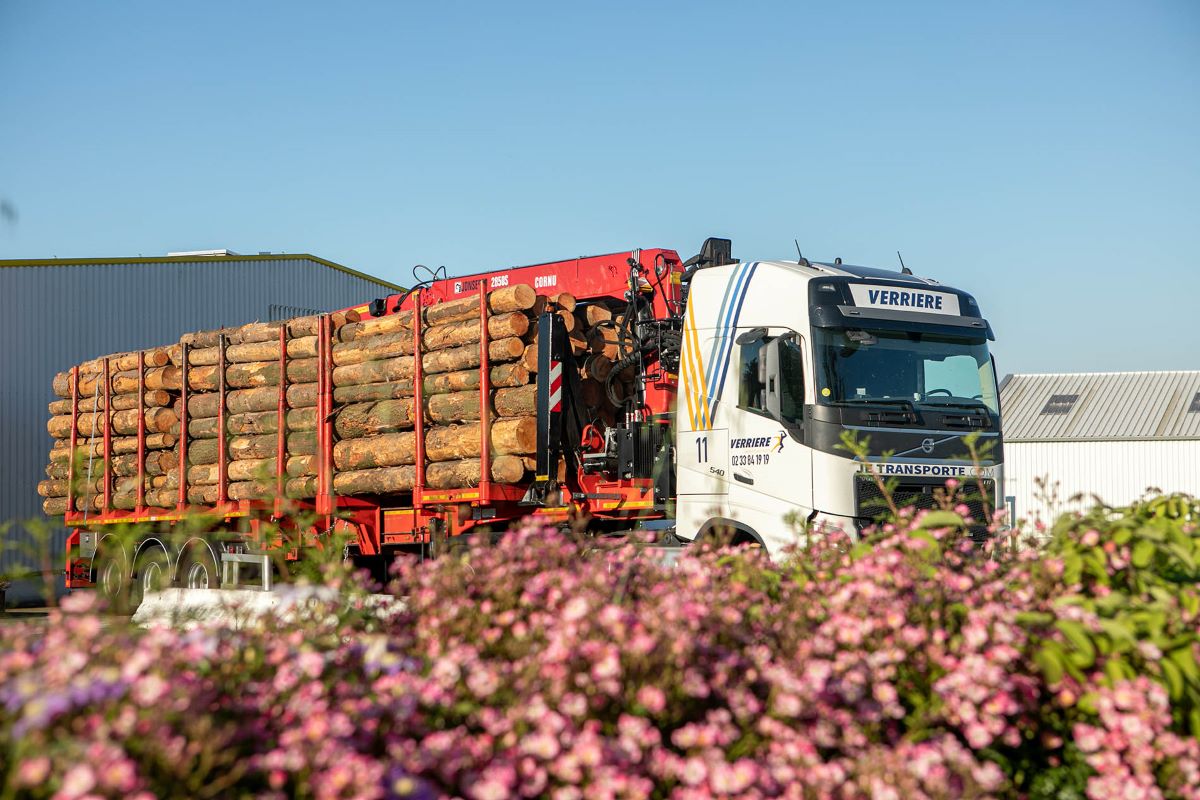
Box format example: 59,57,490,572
331,417,536,470
47,408,179,439
587,325,623,360
424,338,525,374
47,389,174,415
493,385,537,418
332,382,413,404
53,366,182,397
424,363,529,395
76,349,171,375
186,359,317,391
49,433,177,462
582,354,613,382
335,285,537,342
332,312,531,367
330,338,524,387
187,383,317,418
43,496,102,515
110,367,182,394
111,452,174,477
180,312,356,350
227,479,314,501
189,407,317,438
332,466,417,495
426,456,526,489
182,336,320,366
521,343,539,373
419,312,529,351
187,432,317,464
333,399,418,437
333,387,529,438
188,455,316,485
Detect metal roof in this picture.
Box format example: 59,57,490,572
1000,371,1200,442
0,253,405,292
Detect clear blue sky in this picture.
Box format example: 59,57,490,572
2,1,1197,375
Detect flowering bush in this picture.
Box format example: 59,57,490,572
1,492,1198,799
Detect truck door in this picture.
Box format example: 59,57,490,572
725,329,814,546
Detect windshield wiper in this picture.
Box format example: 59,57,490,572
921,399,990,412
838,397,917,413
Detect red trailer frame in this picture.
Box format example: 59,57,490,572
64,247,684,587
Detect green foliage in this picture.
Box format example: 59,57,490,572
1039,493,1200,736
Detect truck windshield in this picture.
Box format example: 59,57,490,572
813,328,998,414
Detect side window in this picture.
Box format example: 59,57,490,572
779,336,805,421
739,339,768,413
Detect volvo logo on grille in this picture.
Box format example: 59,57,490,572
920,437,936,454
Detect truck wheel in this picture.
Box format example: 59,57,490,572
179,546,218,590
129,546,171,611
93,549,129,613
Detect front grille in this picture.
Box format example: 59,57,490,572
856,475,994,540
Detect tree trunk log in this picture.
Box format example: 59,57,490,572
48,433,177,462
187,431,317,464
53,366,183,397
548,292,577,313
332,466,417,494
186,359,317,391
187,383,317,418
189,407,317,438
331,417,536,470
493,385,537,417
331,312,531,367
47,389,174,415
180,311,357,350
188,454,316,485
581,354,613,382
75,349,172,375
425,456,526,489
330,338,524,387
181,336,320,366
336,285,537,342
423,363,529,395
584,304,613,326
47,407,179,439
520,343,539,373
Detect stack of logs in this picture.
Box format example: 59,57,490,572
40,284,640,516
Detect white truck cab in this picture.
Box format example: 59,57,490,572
674,257,1001,556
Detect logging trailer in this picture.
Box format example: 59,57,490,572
57,238,1004,601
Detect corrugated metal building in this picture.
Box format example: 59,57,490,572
0,252,402,601
999,371,1200,526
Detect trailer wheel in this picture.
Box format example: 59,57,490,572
93,549,128,612
179,546,219,590
129,546,171,611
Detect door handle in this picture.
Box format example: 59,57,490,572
734,472,754,485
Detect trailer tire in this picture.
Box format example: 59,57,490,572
93,548,129,613
129,545,171,611
179,545,219,590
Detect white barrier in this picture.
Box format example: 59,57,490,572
132,585,404,629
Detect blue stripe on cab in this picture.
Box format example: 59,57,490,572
711,261,758,403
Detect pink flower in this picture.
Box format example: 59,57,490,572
15,757,50,787
636,685,666,714
58,764,97,799
131,673,168,707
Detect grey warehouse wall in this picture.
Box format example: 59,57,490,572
0,256,399,602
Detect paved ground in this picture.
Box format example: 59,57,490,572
0,606,51,625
